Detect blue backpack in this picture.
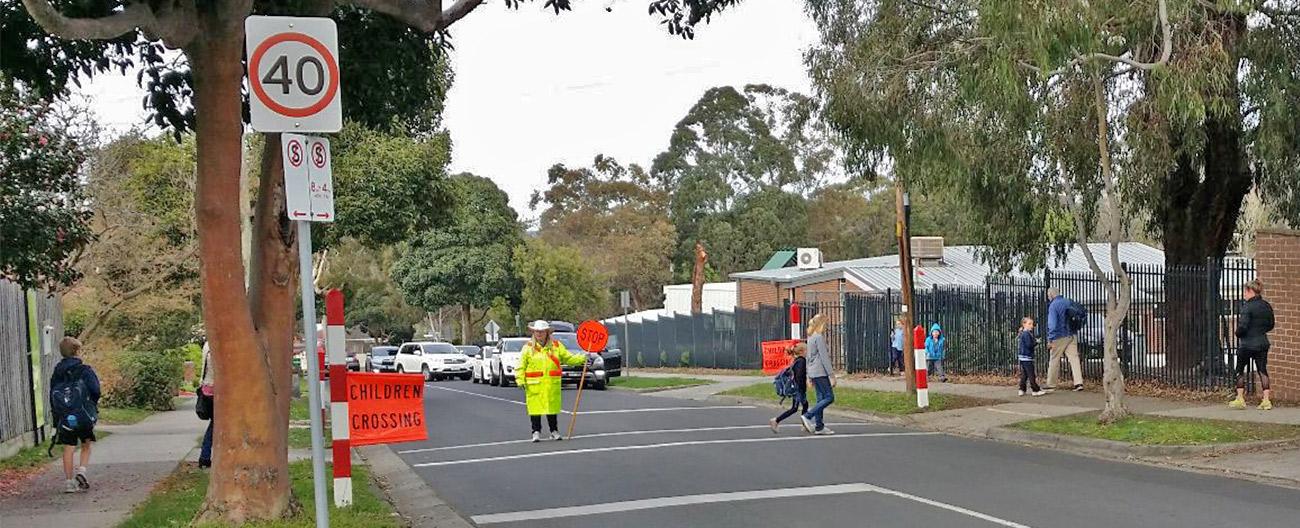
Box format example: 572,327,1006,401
50,365,97,436
1066,300,1088,333
773,366,798,403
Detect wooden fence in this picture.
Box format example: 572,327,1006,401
0,279,63,458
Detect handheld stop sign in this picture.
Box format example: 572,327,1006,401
567,320,610,439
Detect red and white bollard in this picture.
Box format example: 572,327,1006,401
789,304,802,339
913,324,929,408
325,289,352,507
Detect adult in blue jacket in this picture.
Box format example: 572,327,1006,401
1046,287,1084,391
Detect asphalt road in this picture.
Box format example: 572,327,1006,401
392,379,1300,528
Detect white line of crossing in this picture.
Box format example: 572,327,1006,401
396,423,877,454
425,385,754,415
472,482,1034,527
410,432,939,468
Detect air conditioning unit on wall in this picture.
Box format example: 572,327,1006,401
797,248,822,270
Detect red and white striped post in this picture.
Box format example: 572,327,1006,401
913,324,929,408
325,289,352,507
789,303,801,339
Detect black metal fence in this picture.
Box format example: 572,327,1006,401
623,259,1256,392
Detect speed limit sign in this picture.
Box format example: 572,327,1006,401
245,16,342,132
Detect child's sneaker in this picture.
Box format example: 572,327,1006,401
1259,399,1273,411
64,480,78,494
1017,390,1026,397
1031,391,1047,397
1228,396,1247,410
769,418,780,434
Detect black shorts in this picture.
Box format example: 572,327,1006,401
1236,347,1269,375
55,427,96,446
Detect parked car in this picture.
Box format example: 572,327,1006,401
1076,319,1136,363
488,338,530,387
455,345,481,358
469,345,496,384
548,321,576,332
369,345,399,372
393,341,472,381
552,332,608,390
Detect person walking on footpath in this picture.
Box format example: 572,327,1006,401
1230,279,1276,410
769,343,808,433
519,320,589,442
1046,287,1085,391
925,323,948,383
889,319,905,376
1017,317,1046,397
197,341,216,468
49,337,100,494
800,314,837,435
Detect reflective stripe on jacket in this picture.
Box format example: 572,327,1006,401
519,339,587,416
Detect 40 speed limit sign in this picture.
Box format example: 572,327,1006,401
245,16,342,132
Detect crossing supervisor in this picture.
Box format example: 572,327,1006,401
519,320,589,442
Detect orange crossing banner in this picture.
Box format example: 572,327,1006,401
346,373,427,446
761,339,801,375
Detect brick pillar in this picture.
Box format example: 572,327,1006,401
1256,228,1300,401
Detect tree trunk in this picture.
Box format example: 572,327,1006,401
461,303,472,345
1098,310,1131,424
245,132,296,508
188,11,291,522
690,241,707,314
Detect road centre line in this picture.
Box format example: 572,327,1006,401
425,385,755,415
411,432,939,468
471,482,1034,527
397,423,876,454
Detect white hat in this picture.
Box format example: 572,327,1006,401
527,320,551,331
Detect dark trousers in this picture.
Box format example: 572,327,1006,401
775,391,808,423
1018,360,1040,392
804,377,835,431
200,419,214,464
530,414,559,433
889,348,904,373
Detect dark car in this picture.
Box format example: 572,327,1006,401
369,345,399,373
1076,319,1135,363
552,332,609,390
548,321,576,333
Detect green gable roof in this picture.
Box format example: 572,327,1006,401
761,250,797,270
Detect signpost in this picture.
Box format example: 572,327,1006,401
485,320,501,343
249,15,342,527
620,291,630,373
566,320,609,439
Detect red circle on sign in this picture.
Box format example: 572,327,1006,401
576,320,609,353
249,32,340,118
287,139,303,167
311,141,327,168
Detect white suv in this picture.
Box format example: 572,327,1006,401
394,341,472,381
487,338,530,387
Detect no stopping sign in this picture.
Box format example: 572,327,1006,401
245,16,342,132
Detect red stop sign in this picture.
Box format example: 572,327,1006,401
576,320,609,353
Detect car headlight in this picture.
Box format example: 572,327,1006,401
590,355,604,368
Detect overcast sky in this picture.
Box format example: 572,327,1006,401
78,1,819,219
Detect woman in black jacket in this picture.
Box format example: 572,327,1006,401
1231,279,1276,410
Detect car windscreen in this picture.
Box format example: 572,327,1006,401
423,343,459,355
553,333,583,351
370,347,397,357
500,339,528,352
455,346,479,356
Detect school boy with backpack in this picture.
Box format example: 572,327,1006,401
50,337,101,493
769,343,808,433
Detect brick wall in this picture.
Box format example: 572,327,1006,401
1256,228,1300,401
737,280,785,310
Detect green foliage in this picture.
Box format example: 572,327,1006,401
0,83,95,289
513,239,609,323
104,349,184,411
313,123,454,249
63,306,89,338
694,187,809,277
106,307,202,352
319,239,425,343
392,174,522,315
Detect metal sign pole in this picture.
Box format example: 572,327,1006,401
297,220,329,528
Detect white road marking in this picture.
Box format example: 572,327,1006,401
397,423,875,454
425,385,754,415
471,483,874,524
472,482,1034,527
986,408,1049,418
411,432,939,468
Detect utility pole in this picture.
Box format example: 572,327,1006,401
896,182,917,394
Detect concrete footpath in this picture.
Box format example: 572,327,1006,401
633,370,1300,487
0,398,206,528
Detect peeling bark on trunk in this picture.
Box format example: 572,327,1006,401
189,14,290,523
690,241,707,315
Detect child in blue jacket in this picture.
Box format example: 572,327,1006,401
1018,317,1046,396
925,323,948,382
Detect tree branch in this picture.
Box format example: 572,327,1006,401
21,0,154,40
1042,0,1171,79
346,0,486,33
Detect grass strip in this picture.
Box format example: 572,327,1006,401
1011,413,1300,445
720,382,992,415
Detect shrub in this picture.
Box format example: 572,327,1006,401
103,348,185,410
63,307,90,338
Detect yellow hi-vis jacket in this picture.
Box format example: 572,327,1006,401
519,338,587,416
